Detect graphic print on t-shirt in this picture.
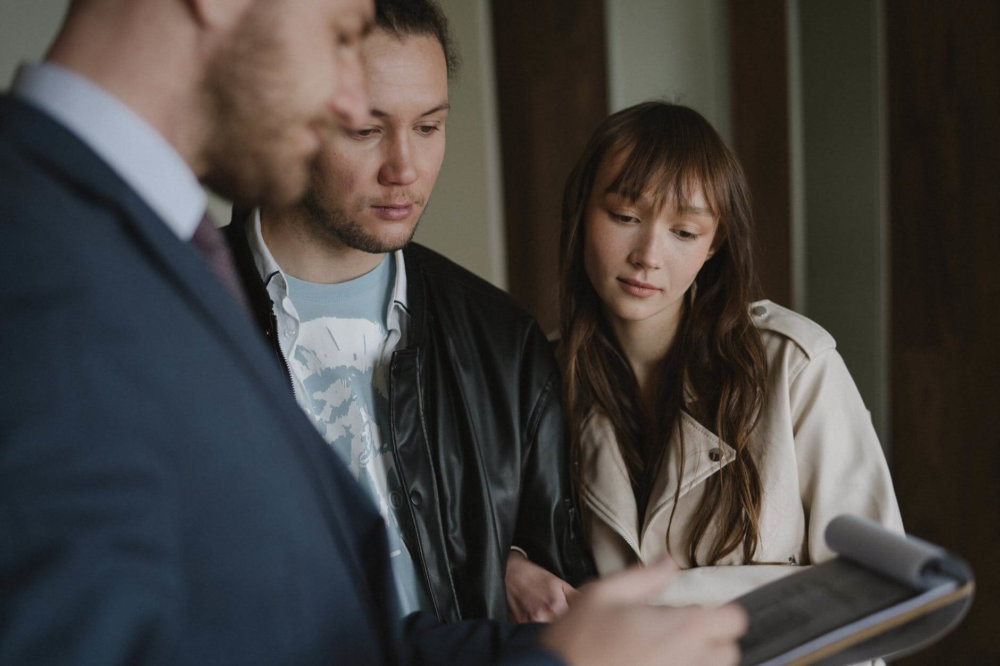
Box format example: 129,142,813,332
282,260,430,615
279,255,432,614
292,317,390,485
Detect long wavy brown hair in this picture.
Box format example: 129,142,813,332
560,102,769,565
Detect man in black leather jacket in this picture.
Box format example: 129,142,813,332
224,0,594,622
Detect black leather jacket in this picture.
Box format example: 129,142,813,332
224,213,594,622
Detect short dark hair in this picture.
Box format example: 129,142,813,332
375,0,460,78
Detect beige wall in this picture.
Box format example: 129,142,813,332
0,1,69,83
792,0,888,441
604,0,732,141
415,0,506,287
0,1,226,223
1,1,738,293
0,0,506,285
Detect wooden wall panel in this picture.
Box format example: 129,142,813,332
491,0,609,333
887,0,1000,661
728,0,793,307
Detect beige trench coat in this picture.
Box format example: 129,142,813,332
581,300,904,607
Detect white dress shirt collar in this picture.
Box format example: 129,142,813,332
246,208,410,342
12,62,206,240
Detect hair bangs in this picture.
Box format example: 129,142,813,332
602,108,738,230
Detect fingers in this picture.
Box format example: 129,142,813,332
711,640,742,666
586,555,679,605
539,591,745,666
544,586,572,619
524,578,573,622
507,599,532,624
646,603,746,666
505,557,577,622
527,601,565,622
653,603,748,648
710,603,749,640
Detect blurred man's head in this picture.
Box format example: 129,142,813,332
199,0,375,207
51,0,375,208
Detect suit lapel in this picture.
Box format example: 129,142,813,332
3,95,294,407
4,94,391,630
5,95,360,503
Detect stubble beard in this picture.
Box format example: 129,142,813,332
200,8,313,208
301,190,422,254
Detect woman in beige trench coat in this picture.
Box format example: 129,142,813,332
558,101,903,608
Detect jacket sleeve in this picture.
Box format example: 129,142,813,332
511,324,596,587
788,346,905,563
402,612,564,666
0,296,182,666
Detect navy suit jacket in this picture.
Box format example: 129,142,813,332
0,95,557,666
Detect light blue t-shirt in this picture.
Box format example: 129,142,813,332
284,256,430,616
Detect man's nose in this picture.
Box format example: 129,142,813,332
379,134,418,186
329,47,368,129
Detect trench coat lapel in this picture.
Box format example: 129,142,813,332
581,410,736,556
580,413,642,550
643,410,736,533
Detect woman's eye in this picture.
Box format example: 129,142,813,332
673,229,697,240
610,212,637,224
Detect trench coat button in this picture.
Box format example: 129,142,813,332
410,490,423,507
751,304,767,317
389,491,404,510
708,448,722,462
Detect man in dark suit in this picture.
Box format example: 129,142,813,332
0,1,746,665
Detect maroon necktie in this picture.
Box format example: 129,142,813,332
190,213,249,312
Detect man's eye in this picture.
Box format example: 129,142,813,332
335,29,357,48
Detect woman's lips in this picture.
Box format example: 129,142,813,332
617,277,660,298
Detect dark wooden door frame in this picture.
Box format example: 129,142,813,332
729,0,795,308
490,0,610,334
